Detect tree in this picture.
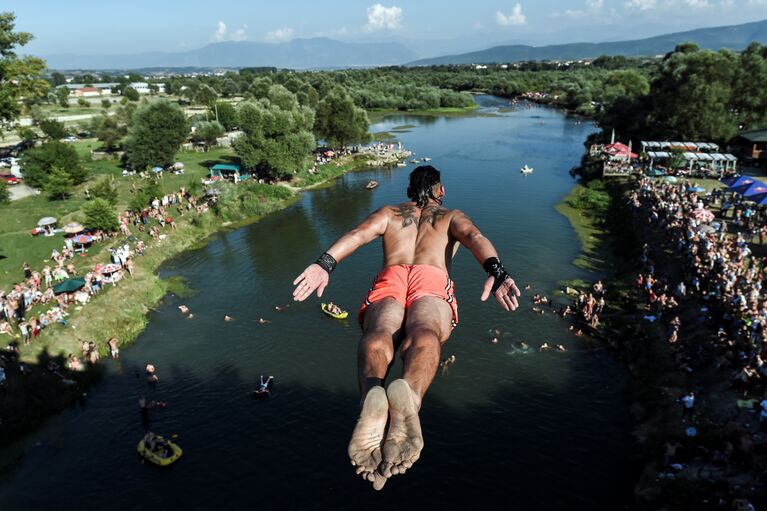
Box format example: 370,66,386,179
39,118,68,140
50,71,66,86
192,121,224,150
83,198,119,232
129,179,163,212
44,166,74,200
233,86,315,179
77,98,90,107
0,180,9,204
15,126,36,143
90,176,118,204
314,87,370,147
0,12,49,129
148,83,159,95
21,141,87,188
193,84,218,107
123,86,140,101
101,99,111,110
92,115,126,151
124,100,188,170
55,86,70,107
211,101,237,130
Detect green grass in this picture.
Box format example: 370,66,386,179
555,184,609,271
367,104,481,124
0,142,237,289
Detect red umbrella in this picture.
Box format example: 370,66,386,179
99,263,122,274
71,234,93,245
692,209,715,222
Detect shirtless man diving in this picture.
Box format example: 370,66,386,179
292,166,520,490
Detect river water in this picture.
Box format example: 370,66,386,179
0,97,635,510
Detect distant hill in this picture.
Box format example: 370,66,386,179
43,38,417,71
408,18,767,66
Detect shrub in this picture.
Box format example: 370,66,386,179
90,176,118,204
44,166,74,200
84,198,119,232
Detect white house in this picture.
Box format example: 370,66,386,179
128,82,166,94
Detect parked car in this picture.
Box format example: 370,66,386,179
77,131,93,138
62,136,78,143
0,174,20,185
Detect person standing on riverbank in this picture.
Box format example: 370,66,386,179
292,165,520,489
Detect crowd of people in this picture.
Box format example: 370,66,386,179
0,183,214,388
629,177,767,506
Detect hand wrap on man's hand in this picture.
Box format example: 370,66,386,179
483,257,511,294
315,252,337,274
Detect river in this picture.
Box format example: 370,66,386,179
0,96,636,510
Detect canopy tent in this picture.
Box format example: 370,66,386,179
63,222,84,234
603,142,637,159
53,277,86,294
732,179,763,195
642,141,720,152
741,182,767,197
725,175,757,190
37,217,57,227
209,163,248,181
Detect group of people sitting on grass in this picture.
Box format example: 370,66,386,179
631,177,767,503
0,184,215,383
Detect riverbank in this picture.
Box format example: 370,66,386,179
556,177,766,510
0,145,403,449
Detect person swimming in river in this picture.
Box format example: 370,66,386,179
252,375,274,399
292,165,520,490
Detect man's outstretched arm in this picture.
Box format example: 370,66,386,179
449,210,520,311
292,207,389,302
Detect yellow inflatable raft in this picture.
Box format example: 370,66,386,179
137,435,183,466
321,303,349,319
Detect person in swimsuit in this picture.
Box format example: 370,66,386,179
292,166,520,489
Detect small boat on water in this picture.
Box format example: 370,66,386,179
422,157,432,162
321,303,349,319
137,435,183,467
520,165,534,174
396,162,406,167
410,159,418,164
366,180,379,190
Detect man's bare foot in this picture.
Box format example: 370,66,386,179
381,379,423,479
348,386,388,489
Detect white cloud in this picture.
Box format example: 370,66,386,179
586,0,604,8
558,0,604,18
365,4,403,31
496,3,526,26
213,21,247,42
266,27,293,42
625,0,656,9
747,0,767,5
684,0,711,7
213,21,227,42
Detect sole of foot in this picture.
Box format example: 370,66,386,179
381,379,423,479
348,386,388,489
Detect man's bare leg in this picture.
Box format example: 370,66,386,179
381,297,452,479
348,299,404,489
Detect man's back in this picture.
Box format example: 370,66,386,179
380,202,458,272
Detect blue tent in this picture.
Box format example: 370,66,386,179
724,175,756,190
740,182,767,197
210,163,248,181
749,193,767,206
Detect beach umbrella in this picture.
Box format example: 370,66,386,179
53,277,86,294
647,168,665,177
695,225,716,235
173,162,184,169
37,216,57,227
71,234,93,244
99,263,122,274
688,186,706,193
152,166,164,173
63,222,84,234
664,176,678,183
692,209,715,222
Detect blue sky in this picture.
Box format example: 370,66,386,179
7,0,767,57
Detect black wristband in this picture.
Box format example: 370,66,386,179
315,252,337,274
483,257,510,294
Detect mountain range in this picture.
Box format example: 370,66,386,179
43,38,416,71
42,19,767,71
408,18,767,66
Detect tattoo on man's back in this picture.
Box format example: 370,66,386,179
395,205,417,227
420,206,447,227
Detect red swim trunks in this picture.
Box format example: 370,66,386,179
358,264,458,328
